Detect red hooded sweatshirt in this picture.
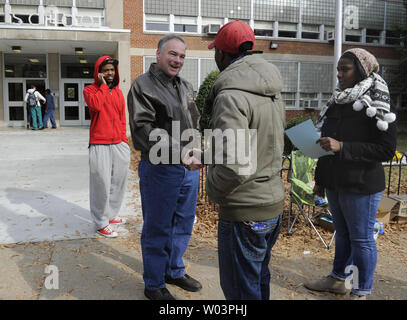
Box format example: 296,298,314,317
83,55,128,145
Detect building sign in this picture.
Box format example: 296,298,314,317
2,5,104,28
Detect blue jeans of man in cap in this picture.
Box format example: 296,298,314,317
218,214,282,300
138,160,199,290
326,190,382,296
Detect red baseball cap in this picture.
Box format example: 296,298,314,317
208,20,255,54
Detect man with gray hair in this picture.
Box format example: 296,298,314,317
127,34,202,300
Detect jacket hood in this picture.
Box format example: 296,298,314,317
27,88,36,94
93,55,120,87
211,55,283,97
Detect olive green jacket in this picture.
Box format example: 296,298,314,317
205,54,286,221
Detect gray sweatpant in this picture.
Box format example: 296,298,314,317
89,142,130,229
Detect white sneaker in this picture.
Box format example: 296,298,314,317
97,225,118,238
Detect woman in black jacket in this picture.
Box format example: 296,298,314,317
304,48,397,299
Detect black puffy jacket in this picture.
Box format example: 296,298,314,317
315,102,397,194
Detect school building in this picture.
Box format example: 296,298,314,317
1,0,406,129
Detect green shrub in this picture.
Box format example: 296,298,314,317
196,70,220,131
284,115,313,155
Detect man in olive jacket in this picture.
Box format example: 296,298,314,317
206,20,286,300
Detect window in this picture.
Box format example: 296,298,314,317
0,4,5,23
282,92,296,108
366,29,381,44
145,14,170,31
385,30,401,46
8,83,24,102
302,24,320,40
4,54,47,78
9,107,25,121
345,29,362,42
299,93,318,109
61,55,97,79
179,59,199,91
300,62,333,95
278,22,297,38
174,24,197,32
254,21,274,37
174,16,197,33
200,59,218,82
270,61,298,94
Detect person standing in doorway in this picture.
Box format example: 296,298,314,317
83,56,130,238
42,89,57,129
24,85,46,130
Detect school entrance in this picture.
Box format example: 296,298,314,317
4,78,48,127
59,79,92,126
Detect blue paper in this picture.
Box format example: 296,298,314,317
285,119,334,159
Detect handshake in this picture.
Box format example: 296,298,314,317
182,148,205,171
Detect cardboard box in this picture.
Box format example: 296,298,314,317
388,194,407,217
376,196,398,224
390,212,407,224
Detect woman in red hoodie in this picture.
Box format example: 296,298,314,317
83,56,130,238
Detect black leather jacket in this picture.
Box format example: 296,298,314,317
315,102,397,194
127,63,200,163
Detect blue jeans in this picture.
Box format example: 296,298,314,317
218,214,282,300
43,108,56,128
138,160,199,290
326,189,382,296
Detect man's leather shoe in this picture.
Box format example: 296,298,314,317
165,274,202,292
144,287,176,300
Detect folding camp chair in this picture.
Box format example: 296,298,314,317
287,151,336,250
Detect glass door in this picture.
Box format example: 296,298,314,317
4,79,25,127
82,81,93,126
61,81,81,125
60,79,93,126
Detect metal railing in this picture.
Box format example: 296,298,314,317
198,151,407,210
383,152,407,196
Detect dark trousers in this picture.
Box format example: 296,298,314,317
138,160,199,290
218,214,282,300
43,108,56,128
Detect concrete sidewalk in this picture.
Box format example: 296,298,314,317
0,127,223,300
0,127,138,244
1,128,404,301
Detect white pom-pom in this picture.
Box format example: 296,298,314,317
384,112,396,123
366,106,377,117
353,100,364,111
377,120,388,131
